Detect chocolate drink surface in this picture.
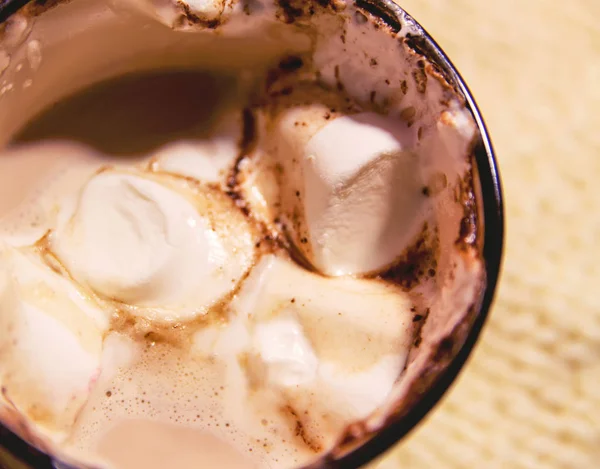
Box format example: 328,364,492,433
0,1,488,468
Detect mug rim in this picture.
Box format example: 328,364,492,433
0,1,504,468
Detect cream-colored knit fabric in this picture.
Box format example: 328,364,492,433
377,1,600,468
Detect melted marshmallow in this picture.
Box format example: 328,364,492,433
0,243,108,441
233,255,414,423
151,112,242,186
271,108,430,276
51,171,256,322
251,316,319,387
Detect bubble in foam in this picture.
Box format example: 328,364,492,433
72,341,245,459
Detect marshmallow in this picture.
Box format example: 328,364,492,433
151,140,237,185
152,112,242,185
51,171,256,322
0,244,108,441
233,255,413,422
272,110,429,276
251,316,319,388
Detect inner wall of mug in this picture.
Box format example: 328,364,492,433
0,0,487,466
0,0,310,146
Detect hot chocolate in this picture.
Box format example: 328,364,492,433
0,1,486,468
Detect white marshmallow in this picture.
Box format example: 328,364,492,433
152,140,237,185
51,171,256,322
252,316,319,388
273,111,429,276
233,255,413,422
0,244,108,441
192,313,251,359
152,112,242,185
318,355,403,420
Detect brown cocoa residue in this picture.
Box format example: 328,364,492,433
380,224,440,291
411,308,430,348
282,405,323,453
402,34,462,96
455,167,479,251
108,290,243,350
276,0,305,23
109,310,192,348
412,60,428,94
400,80,408,95
264,55,310,97
275,0,339,23
225,107,257,204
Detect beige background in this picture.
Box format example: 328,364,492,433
378,1,600,468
